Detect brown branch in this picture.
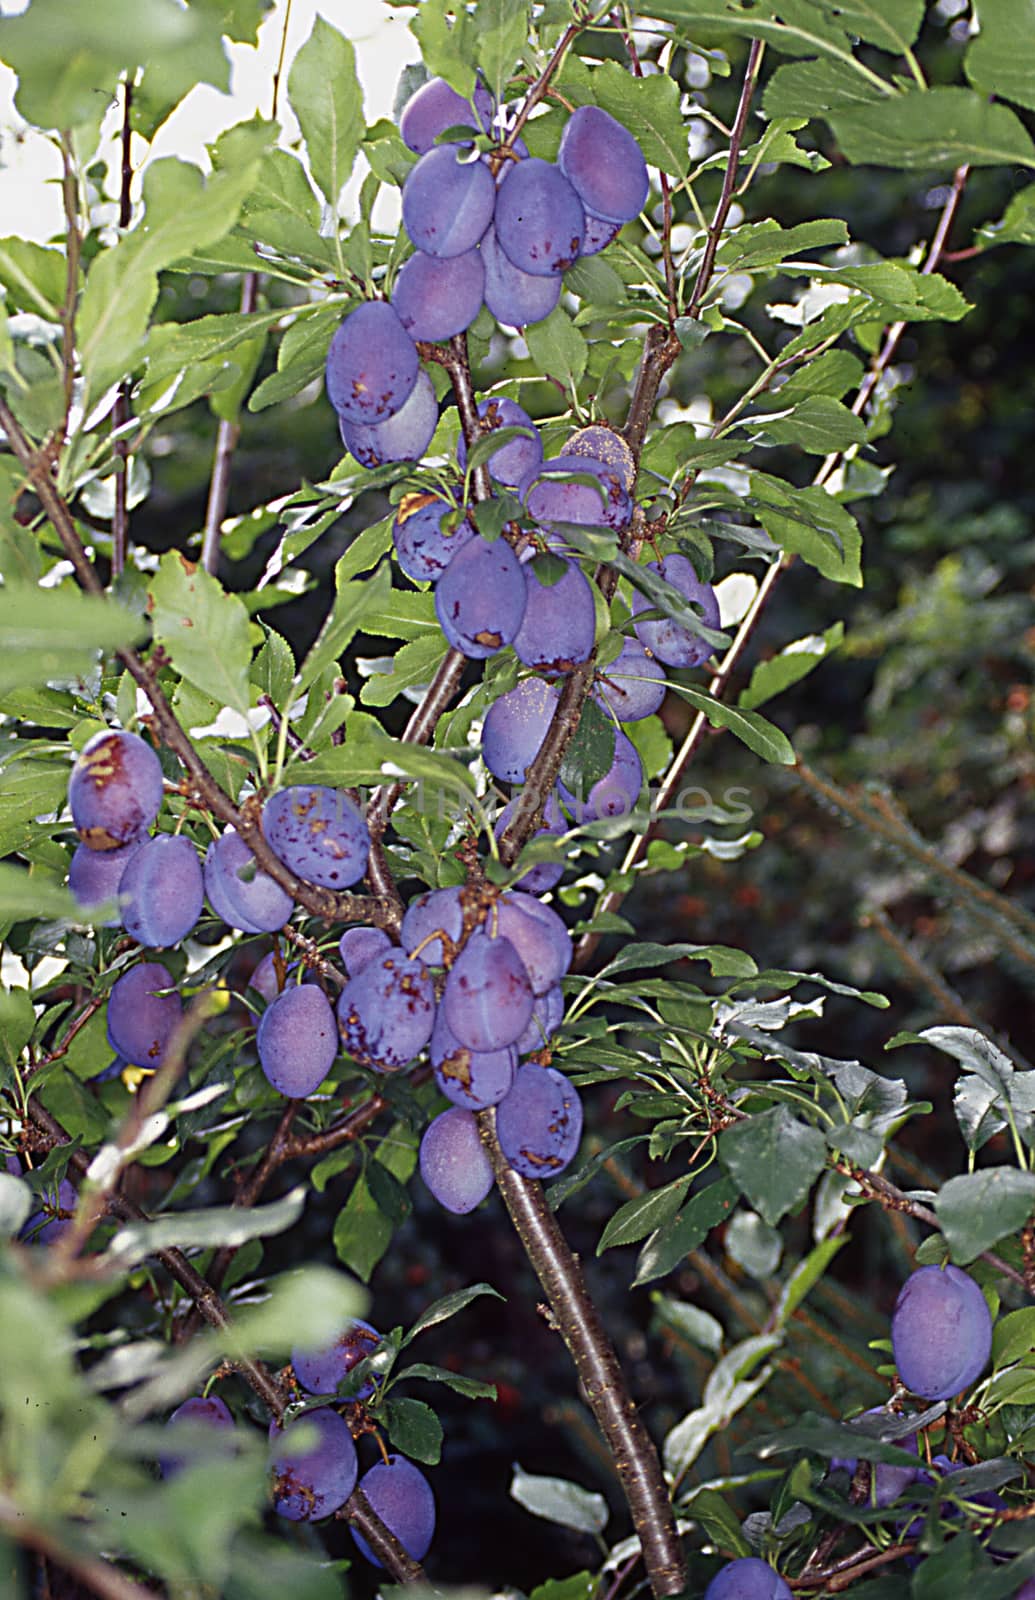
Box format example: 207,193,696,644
791,1539,917,1592
504,18,583,150
686,40,765,317
58,135,80,448
477,1111,687,1597
201,271,259,576
111,78,135,579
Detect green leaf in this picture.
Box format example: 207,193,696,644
763,57,890,120
663,1332,781,1478
525,306,588,396
739,622,843,712
632,1176,739,1287
719,1107,828,1226
0,987,35,1073
0,1173,32,1237
716,217,849,272
558,697,615,801
743,395,866,454
774,1235,849,1326
935,1169,1035,1264
395,1361,497,1401
977,183,1035,249
402,1283,505,1346
0,584,146,692
747,473,863,586
287,16,364,209
144,307,292,390
360,634,447,707
831,87,1035,172
592,59,688,178
0,239,66,318
149,552,253,715
665,683,795,765
992,1307,1035,1372
598,941,758,979
250,306,339,412
191,0,274,44
409,0,477,94
382,1396,443,1465
965,0,1035,114
530,1575,597,1600
644,0,897,64
297,560,392,692
104,1186,306,1267
597,1175,692,1253
472,0,529,102
510,1464,608,1536
0,863,76,922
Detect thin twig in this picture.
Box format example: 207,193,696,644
686,40,765,316
201,272,259,575
111,78,135,578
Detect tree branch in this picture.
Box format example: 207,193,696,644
111,78,135,579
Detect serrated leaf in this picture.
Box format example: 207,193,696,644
747,473,863,586
402,1283,504,1346
719,1107,827,1226
831,86,1035,171
396,1361,497,1400
992,1307,1035,1372
717,217,848,272
592,59,687,177
598,941,758,979
287,17,364,209
360,635,447,707
298,559,392,691
0,585,146,692
935,1168,1035,1264
149,552,252,714
633,1177,739,1287
472,0,529,101
743,394,866,454
597,1175,692,1254
775,1235,849,1326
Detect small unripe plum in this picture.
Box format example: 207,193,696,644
325,300,419,426
292,1319,382,1399
392,246,485,342
106,961,182,1067
480,224,562,327
68,728,164,851
402,144,496,258
339,368,438,470
350,1454,436,1566
119,834,204,947
257,983,338,1099
703,1558,793,1599
420,1107,495,1213
494,157,584,276
393,494,476,586
631,553,721,669
891,1264,993,1400
269,1407,358,1522
263,784,369,891
457,396,544,488
160,1395,234,1480
435,533,528,659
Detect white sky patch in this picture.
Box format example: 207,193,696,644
0,0,420,242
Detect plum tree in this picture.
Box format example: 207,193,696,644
480,224,562,327
434,532,528,658
512,558,596,673
106,962,182,1067
456,396,544,487
703,1558,793,1598
336,950,437,1071
263,784,369,890
891,1265,993,1400
402,144,497,258
631,553,721,669
338,367,439,469
325,300,419,425
257,983,338,1098
292,1319,382,1399
350,1454,436,1566
118,834,204,947
204,827,294,933
159,1396,234,1480
399,74,494,154
392,494,477,585
481,677,560,784
495,1062,583,1179
557,105,649,224
391,246,485,342
419,1107,495,1213
443,929,534,1052
430,1006,517,1109
269,1408,358,1522
493,156,585,276
68,728,164,851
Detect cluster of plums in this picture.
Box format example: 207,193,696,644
160,1317,435,1562
64,732,582,1211
325,75,648,471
